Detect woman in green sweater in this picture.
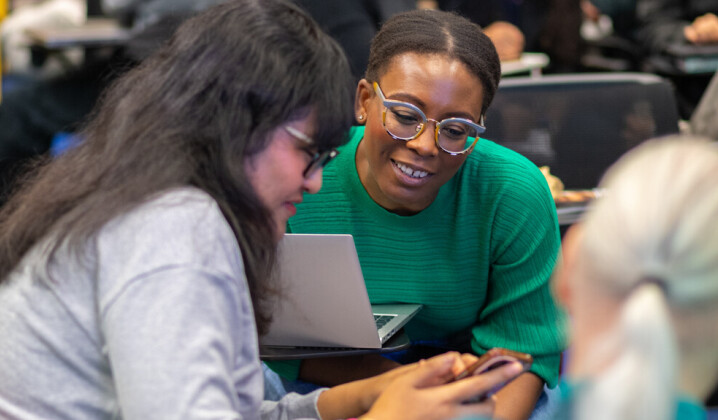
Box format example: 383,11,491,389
268,9,566,420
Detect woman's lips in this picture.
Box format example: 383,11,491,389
391,159,433,185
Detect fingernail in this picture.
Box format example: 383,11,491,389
507,362,524,375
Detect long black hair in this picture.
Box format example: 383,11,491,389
365,9,501,116
0,0,354,334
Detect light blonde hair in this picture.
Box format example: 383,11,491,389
574,135,718,420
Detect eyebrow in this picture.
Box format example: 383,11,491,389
385,91,479,122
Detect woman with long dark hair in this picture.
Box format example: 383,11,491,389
0,1,524,418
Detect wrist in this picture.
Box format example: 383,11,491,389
356,376,381,413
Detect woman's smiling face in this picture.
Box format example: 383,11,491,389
354,52,485,215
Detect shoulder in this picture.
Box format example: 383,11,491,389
458,140,557,229
467,139,541,172
97,187,243,277
461,139,550,196
105,187,227,237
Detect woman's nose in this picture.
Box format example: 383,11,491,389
303,168,324,194
406,123,439,157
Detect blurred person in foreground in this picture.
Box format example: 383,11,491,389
554,135,718,420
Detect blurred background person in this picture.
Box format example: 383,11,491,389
635,0,718,118
437,0,584,72
291,0,416,82
636,0,718,55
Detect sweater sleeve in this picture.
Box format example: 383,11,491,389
470,158,567,388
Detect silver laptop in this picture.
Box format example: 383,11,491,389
260,234,422,349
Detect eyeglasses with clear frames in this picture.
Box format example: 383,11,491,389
284,126,339,178
373,82,485,155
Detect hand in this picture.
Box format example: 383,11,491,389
340,352,478,413
684,13,718,44
363,352,525,420
416,0,439,10
483,21,525,62
581,0,602,22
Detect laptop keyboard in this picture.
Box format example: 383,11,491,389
374,314,395,329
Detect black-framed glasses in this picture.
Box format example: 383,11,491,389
373,82,485,155
284,126,339,178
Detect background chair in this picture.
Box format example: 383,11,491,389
483,72,680,190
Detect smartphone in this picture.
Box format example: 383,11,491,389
451,348,533,401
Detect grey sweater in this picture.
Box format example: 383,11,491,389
0,188,322,419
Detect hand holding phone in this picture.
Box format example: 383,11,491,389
451,348,533,401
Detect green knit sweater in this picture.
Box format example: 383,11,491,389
268,127,567,387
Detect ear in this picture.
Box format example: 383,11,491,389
553,224,584,314
354,79,373,125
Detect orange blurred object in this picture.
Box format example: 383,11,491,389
0,0,6,103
